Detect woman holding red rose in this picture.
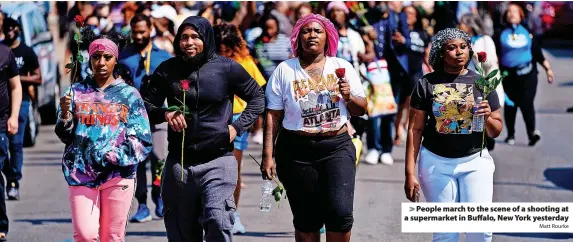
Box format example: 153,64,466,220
56,30,153,242
262,14,367,241
404,28,503,242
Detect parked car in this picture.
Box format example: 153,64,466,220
3,3,61,147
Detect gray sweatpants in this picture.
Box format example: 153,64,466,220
161,155,238,242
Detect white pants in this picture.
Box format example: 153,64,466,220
418,147,495,242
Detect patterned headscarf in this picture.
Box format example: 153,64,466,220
291,14,339,57
89,38,119,60
428,28,474,69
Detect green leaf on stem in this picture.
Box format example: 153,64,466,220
65,62,75,69
486,69,499,80
476,65,483,75
475,77,486,91
272,186,284,202
77,54,84,63
74,33,80,42
166,106,181,112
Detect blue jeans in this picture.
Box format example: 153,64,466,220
0,133,10,233
232,113,249,151
366,115,395,153
3,99,29,187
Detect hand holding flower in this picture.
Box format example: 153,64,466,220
335,68,352,102
474,51,504,156
339,79,352,102
165,79,192,181
165,111,187,132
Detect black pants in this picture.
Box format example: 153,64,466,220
275,130,356,233
134,158,161,205
135,124,167,205
502,69,538,139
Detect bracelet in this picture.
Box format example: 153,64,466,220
59,111,72,122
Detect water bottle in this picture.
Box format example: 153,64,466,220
260,180,273,212
472,97,485,132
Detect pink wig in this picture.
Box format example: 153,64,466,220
291,14,339,57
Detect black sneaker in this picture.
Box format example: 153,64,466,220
7,187,19,201
567,106,573,113
505,136,516,146
528,130,541,146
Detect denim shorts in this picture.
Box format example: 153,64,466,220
232,113,249,151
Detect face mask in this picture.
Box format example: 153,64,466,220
88,25,101,35
99,18,108,30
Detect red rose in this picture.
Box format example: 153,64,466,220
74,15,85,28
477,52,487,63
180,80,190,91
262,36,270,43
335,68,345,78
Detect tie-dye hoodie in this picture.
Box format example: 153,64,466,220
55,78,152,188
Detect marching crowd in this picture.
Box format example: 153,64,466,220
0,1,559,242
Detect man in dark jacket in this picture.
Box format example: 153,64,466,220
141,16,265,242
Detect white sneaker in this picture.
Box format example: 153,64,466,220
363,149,380,165
231,212,245,234
252,131,263,145
380,153,394,166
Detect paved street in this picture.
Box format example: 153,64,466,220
4,13,572,242
4,45,573,242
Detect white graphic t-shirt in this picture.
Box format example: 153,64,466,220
266,57,366,133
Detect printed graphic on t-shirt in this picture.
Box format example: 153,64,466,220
505,33,529,48
15,56,24,70
432,83,475,134
292,73,341,132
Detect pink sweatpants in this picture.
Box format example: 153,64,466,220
69,177,135,242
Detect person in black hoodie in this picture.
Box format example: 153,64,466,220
141,16,265,242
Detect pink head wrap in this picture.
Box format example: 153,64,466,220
326,2,349,14
88,38,119,59
291,14,339,57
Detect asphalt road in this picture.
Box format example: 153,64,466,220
5,13,573,242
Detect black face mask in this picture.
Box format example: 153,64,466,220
2,30,18,46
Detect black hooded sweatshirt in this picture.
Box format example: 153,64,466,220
142,16,265,164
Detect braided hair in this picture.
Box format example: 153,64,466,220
213,23,251,60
